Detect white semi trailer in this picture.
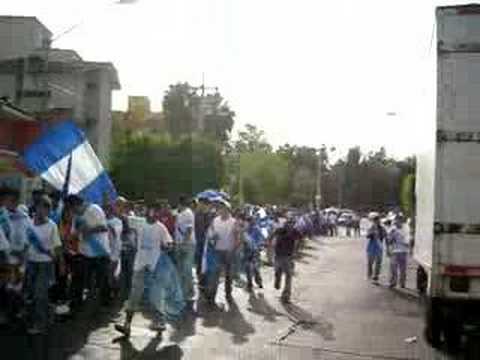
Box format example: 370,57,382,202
415,4,480,351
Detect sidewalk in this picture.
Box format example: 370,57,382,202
1,235,449,360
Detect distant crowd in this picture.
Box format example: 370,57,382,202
0,187,324,336
0,185,411,337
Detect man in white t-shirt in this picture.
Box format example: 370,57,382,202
174,195,196,305
115,202,173,337
67,195,111,307
25,195,62,334
328,212,338,237
106,202,123,299
387,215,410,288
205,199,240,306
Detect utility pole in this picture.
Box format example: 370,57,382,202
338,166,344,209
315,147,323,210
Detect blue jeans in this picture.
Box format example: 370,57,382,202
274,255,293,299
367,252,383,280
25,262,54,330
175,244,195,301
244,248,262,288
127,268,165,325
208,250,233,302
390,252,407,287
232,245,244,281
120,250,135,300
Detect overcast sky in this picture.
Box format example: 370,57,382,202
4,0,457,158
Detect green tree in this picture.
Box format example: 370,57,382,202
110,133,225,202
234,124,272,153
239,151,289,204
203,100,235,145
163,83,235,144
163,82,196,138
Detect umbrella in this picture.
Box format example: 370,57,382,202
196,189,230,201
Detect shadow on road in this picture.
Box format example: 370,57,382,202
0,300,124,360
198,297,256,344
281,302,336,341
221,299,256,344
114,334,183,360
247,292,285,322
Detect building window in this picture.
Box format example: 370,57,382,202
86,83,98,90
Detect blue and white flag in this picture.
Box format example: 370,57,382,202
149,253,185,321
22,121,117,205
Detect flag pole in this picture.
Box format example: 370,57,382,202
62,152,73,199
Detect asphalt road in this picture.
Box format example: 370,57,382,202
1,230,457,359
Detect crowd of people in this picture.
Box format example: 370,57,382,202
0,187,321,337
0,184,411,339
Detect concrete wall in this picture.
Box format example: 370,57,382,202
0,66,113,165
84,69,113,165
0,74,16,99
0,17,51,60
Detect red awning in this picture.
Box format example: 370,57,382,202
0,150,33,176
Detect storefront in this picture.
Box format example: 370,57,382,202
0,99,42,202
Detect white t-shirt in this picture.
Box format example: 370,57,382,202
175,207,196,245
209,216,238,251
77,204,111,258
134,221,172,271
328,214,337,225
108,216,123,262
27,219,61,263
389,226,410,254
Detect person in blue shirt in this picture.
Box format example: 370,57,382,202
242,215,264,292
366,214,387,283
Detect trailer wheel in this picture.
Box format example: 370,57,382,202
444,318,461,353
465,335,480,360
416,266,428,294
425,299,442,349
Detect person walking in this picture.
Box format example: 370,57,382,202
115,202,173,337
366,213,387,284
194,198,214,293
353,214,361,237
24,195,63,334
242,216,264,292
274,217,301,304
266,214,284,266
106,202,123,301
387,215,409,288
174,195,196,309
328,212,338,237
205,199,240,307
117,198,138,301
67,195,111,308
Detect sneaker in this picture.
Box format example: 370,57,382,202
257,283,264,289
27,326,45,335
55,304,71,316
280,296,291,304
274,279,280,290
149,322,166,332
226,293,234,303
246,284,253,293
206,301,221,311
114,324,131,337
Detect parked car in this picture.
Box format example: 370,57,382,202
337,212,354,226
